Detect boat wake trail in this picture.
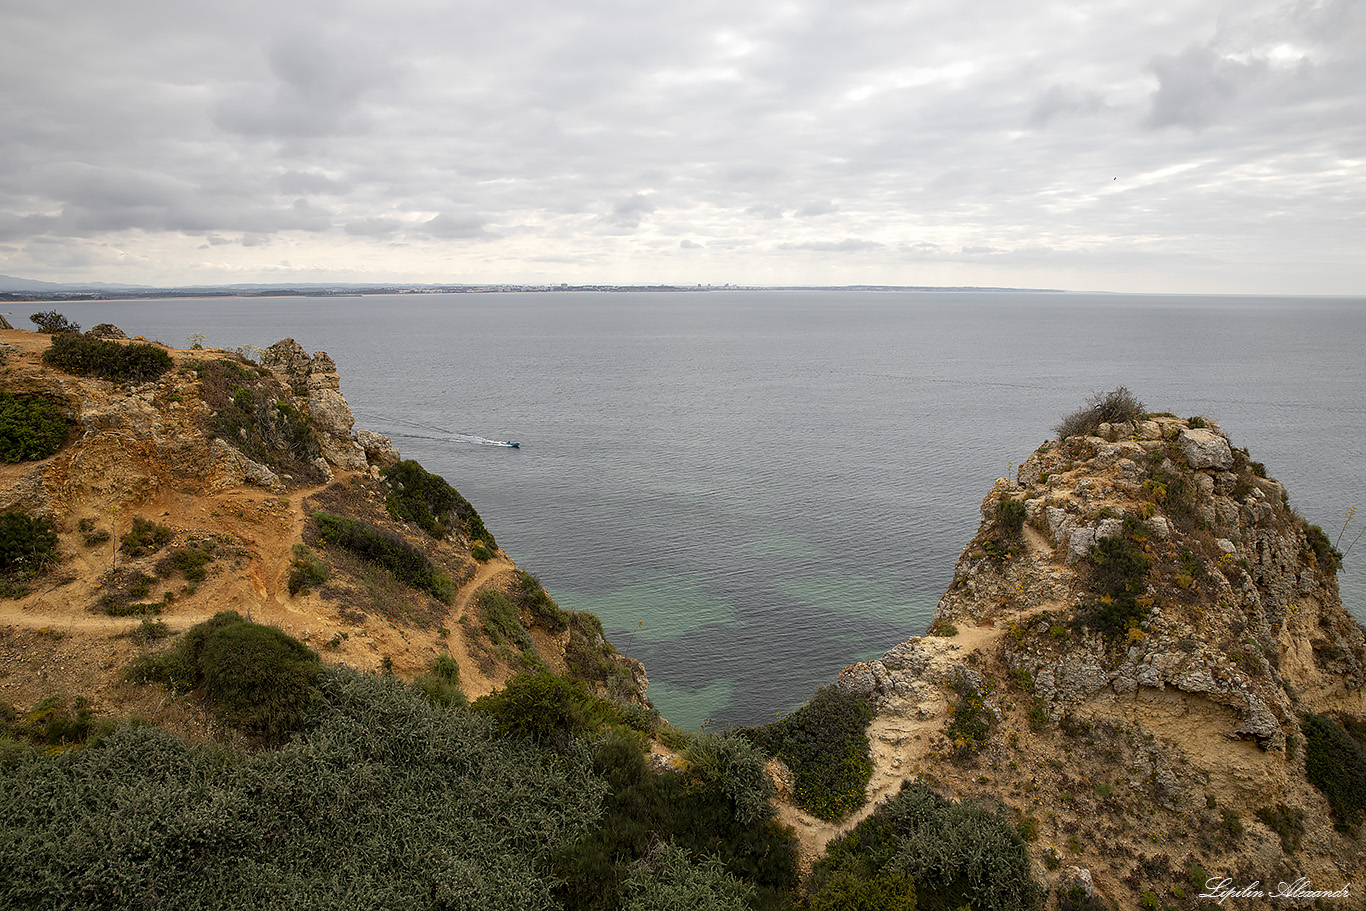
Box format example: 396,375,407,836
354,412,521,448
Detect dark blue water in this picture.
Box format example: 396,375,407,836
44,291,1366,728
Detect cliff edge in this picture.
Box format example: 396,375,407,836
0,326,644,739
809,401,1366,909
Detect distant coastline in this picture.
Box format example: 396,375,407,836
0,279,1066,302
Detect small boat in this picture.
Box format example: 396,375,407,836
506,441,520,448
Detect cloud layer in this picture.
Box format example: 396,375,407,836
1,0,1362,292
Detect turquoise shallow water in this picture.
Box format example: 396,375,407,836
48,291,1366,729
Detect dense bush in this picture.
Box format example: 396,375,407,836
28,309,80,334
129,611,321,742
1255,803,1305,854
472,671,624,753
4,695,113,749
1303,523,1343,573
995,498,1026,538
414,654,465,707
563,608,639,701
809,778,1043,911
157,543,214,582
0,668,604,911
0,511,58,589
1054,386,1146,439
313,511,454,602
42,332,173,383
120,515,173,556
618,842,753,911
1300,711,1366,831
194,358,324,482
287,542,328,595
749,685,874,821
480,588,546,670
683,731,776,826
383,459,497,548
556,730,799,911
0,394,68,463
1077,518,1151,636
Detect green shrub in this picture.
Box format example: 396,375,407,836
0,393,68,463
131,618,171,645
1255,803,1305,853
1054,387,1146,439
414,654,465,707
129,611,321,742
996,498,1027,538
1303,524,1343,572
77,517,111,547
472,670,624,753
556,730,799,911
1078,520,1150,636
0,668,606,910
750,685,874,821
809,778,1042,911
120,515,174,556
42,332,173,383
158,544,214,582
619,842,753,911
808,871,917,911
480,588,546,670
314,511,454,603
1300,711,1366,830
514,571,570,629
560,609,638,700
945,692,993,757
9,695,112,748
194,358,324,482
29,310,80,334
383,459,496,547
683,731,776,826
287,542,329,595
0,511,58,585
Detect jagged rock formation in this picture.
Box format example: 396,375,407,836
259,338,369,474
831,413,1365,910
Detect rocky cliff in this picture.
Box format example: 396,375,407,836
0,326,643,736
822,409,1365,909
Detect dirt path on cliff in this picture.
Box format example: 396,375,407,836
775,620,1012,877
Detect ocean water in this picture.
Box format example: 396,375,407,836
44,291,1366,729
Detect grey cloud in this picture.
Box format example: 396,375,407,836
1145,44,1262,130
344,217,405,237
0,0,1361,291
961,245,1003,255
214,33,397,139
278,171,352,196
795,200,838,217
422,213,491,239
679,239,702,249
779,238,882,252
1028,85,1107,128
609,194,657,228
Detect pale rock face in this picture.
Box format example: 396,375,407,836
260,338,369,472
355,429,401,468
1179,428,1233,470
210,439,283,491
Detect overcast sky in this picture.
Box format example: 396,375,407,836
1,0,1363,293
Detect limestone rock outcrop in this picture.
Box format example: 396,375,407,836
833,411,1365,909
260,338,371,472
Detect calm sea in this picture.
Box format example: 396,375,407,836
44,291,1366,729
